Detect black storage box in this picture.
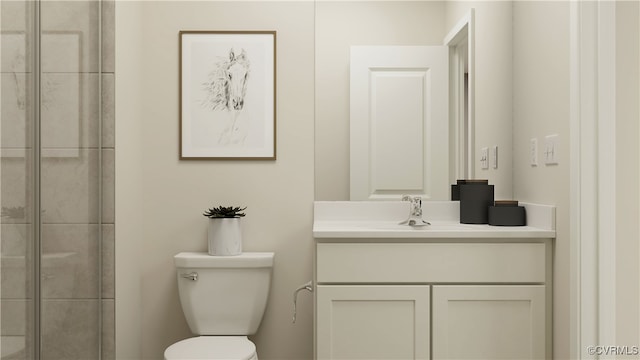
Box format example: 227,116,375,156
459,180,494,224
451,179,466,200
488,201,526,226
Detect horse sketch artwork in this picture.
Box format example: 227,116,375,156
201,48,251,145
180,31,276,159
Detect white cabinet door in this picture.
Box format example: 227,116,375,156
317,285,430,360
432,285,546,360
350,46,449,201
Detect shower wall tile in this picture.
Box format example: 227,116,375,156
1,224,29,255
40,31,85,74
1,154,32,224
1,225,31,300
40,251,79,300
0,1,34,74
1,261,29,300
0,334,30,360
40,299,115,360
41,225,88,299
1,73,30,149
40,73,86,152
41,299,99,360
1,31,30,73
40,149,114,224
41,1,99,73
41,151,96,224
40,73,114,149
0,1,32,43
0,299,28,335
40,224,114,299
102,0,115,74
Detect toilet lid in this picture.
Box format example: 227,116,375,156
164,336,256,360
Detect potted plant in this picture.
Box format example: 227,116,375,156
203,205,246,256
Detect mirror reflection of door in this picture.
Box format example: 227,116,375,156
350,45,449,201
446,9,475,182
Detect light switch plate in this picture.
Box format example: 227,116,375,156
480,147,489,169
544,134,559,165
530,138,538,166
491,146,498,169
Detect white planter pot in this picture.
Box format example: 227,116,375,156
208,218,242,256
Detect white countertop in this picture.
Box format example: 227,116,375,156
313,201,556,239
313,220,555,238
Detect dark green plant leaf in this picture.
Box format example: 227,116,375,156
203,205,247,218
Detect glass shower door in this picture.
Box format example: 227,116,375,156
1,1,114,359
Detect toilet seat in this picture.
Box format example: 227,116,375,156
164,336,257,360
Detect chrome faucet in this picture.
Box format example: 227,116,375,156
399,195,430,226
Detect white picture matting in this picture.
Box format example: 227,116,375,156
180,31,276,159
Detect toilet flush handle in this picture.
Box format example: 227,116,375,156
292,281,313,324
181,272,198,281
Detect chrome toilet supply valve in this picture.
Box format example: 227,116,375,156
292,281,313,323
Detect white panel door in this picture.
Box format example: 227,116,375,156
316,285,430,360
350,46,448,200
432,285,546,360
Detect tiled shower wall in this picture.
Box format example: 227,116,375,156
1,1,115,359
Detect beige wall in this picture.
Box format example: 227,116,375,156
615,0,640,347
314,1,447,200
445,1,514,200
116,2,315,359
512,2,570,359
115,1,144,358
514,3,640,357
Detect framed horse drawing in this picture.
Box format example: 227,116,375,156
179,31,276,159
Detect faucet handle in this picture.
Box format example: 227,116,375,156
401,194,412,202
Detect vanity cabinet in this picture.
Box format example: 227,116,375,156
316,285,430,360
432,285,546,359
314,241,552,360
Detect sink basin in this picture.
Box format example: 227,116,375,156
362,221,477,231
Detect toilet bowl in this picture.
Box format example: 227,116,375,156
164,336,257,360
164,252,274,360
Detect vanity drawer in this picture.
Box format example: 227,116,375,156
316,242,546,283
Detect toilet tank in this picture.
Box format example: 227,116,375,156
174,252,274,335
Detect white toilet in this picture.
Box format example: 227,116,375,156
164,252,274,360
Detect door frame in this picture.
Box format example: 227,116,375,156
444,9,475,182
569,1,617,357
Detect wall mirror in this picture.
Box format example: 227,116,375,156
314,1,512,201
